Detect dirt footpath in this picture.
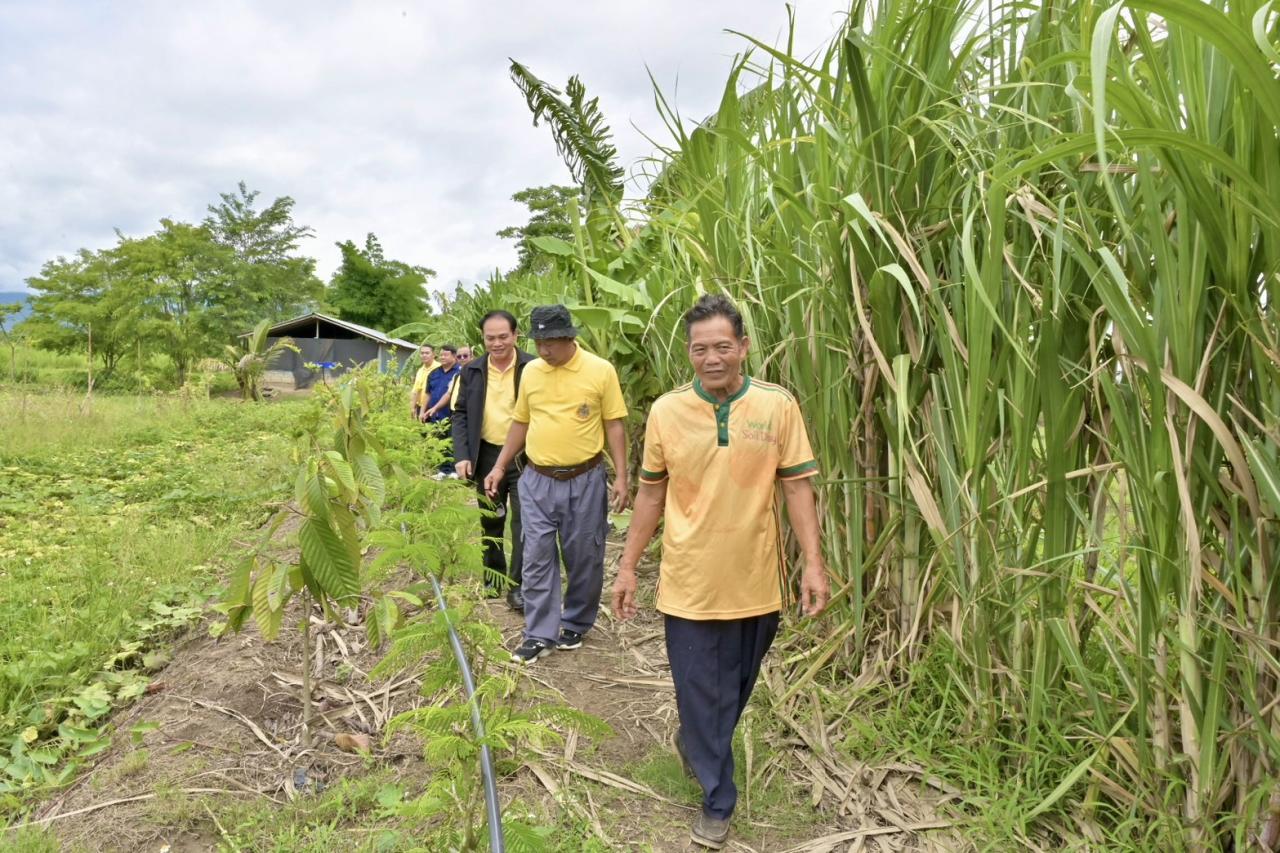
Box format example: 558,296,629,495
23,535,963,852
480,538,965,852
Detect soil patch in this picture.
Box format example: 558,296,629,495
20,531,965,852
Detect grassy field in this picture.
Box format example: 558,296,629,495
2,375,896,852
1,343,238,394
0,391,298,809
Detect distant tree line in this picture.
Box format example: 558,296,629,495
8,182,577,386
14,183,438,385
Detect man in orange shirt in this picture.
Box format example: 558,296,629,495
612,294,829,850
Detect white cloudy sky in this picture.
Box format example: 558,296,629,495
0,1,850,294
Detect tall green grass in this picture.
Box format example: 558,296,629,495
0,345,89,389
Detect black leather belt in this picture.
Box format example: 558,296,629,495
528,452,603,481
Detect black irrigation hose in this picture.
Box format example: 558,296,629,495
427,573,505,852
401,523,505,852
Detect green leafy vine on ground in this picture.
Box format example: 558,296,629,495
0,392,298,810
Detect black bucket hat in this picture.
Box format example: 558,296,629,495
528,304,580,340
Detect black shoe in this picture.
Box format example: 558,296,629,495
505,588,524,611
510,638,553,664
556,629,584,650
675,729,694,778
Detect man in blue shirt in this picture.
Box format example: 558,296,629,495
423,344,461,476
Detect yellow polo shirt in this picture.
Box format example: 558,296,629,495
411,364,437,408
513,346,627,466
639,377,818,620
449,373,462,409
481,357,518,446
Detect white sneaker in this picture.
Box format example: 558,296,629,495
432,472,446,481
447,472,459,480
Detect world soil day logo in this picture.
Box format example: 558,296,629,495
740,417,777,445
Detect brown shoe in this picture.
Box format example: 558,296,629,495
691,812,730,849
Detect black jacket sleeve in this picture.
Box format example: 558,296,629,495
451,368,472,464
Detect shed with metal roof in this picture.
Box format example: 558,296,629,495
249,311,419,389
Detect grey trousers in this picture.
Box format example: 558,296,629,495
517,464,608,644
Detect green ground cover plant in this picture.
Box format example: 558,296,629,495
0,391,298,810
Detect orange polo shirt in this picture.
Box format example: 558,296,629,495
640,377,817,619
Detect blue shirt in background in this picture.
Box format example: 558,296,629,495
426,364,460,422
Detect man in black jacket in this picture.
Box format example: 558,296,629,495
452,310,536,610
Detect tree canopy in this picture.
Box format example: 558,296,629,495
326,234,434,332
496,185,581,275
21,184,324,383
203,182,323,323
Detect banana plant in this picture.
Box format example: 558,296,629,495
222,317,299,401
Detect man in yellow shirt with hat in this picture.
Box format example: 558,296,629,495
611,294,829,850
483,304,630,664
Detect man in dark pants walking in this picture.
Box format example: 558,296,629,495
611,294,829,850
452,311,535,610
483,305,630,664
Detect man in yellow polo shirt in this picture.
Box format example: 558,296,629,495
483,304,629,664
452,313,535,610
611,294,829,850
449,345,472,409
409,343,436,421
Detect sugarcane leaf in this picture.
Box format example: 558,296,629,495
1240,434,1280,520
529,235,575,256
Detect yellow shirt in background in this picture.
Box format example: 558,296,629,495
640,376,818,620
513,346,627,466
411,364,437,408
481,357,518,446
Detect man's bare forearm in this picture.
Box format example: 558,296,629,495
604,419,628,480
619,481,666,572
781,478,823,566
493,421,529,470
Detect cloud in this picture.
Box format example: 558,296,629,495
0,0,848,293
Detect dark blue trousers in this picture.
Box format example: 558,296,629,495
665,611,780,819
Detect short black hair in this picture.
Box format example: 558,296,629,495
683,294,745,340
440,344,458,355
480,310,518,333
419,343,434,350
